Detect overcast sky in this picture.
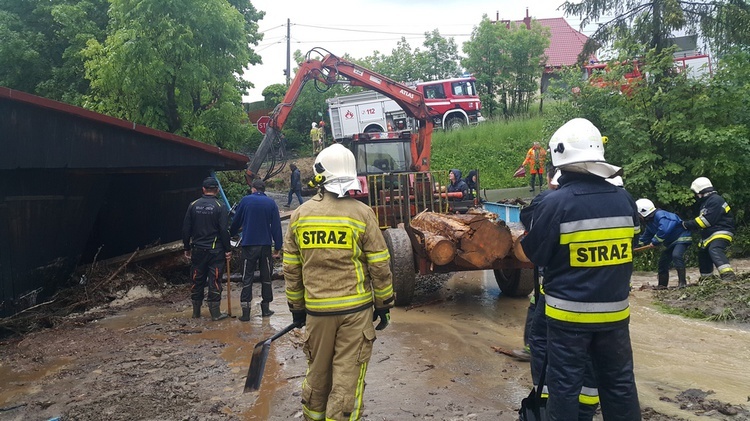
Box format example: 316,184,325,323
242,0,598,103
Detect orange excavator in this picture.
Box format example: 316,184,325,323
246,48,533,306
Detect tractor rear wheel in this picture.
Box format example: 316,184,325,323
493,268,535,298
382,228,416,306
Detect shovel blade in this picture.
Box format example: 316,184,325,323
244,340,272,393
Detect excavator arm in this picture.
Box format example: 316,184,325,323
245,50,434,181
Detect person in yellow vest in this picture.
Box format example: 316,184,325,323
310,122,320,153
523,142,547,193
284,144,394,421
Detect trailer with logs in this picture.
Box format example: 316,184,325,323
381,204,534,306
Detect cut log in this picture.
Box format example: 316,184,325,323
420,232,456,266
411,210,513,268
510,229,530,263
411,211,469,242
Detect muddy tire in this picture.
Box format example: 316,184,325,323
446,117,465,131
493,268,535,298
382,228,416,306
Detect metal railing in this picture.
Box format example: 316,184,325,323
365,171,452,229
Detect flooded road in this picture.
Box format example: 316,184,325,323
2,265,749,421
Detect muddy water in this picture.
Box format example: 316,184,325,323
628,271,750,418
2,266,747,420
243,268,750,420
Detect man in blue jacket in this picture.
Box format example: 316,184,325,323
230,179,283,321
521,118,642,421
635,198,692,288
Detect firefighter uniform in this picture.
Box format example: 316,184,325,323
284,191,394,421
683,190,735,280
522,171,642,421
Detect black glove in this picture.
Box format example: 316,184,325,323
292,310,307,328
373,308,390,330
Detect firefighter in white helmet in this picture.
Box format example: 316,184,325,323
310,121,321,153
635,198,692,288
682,177,736,281
283,143,394,420
521,118,641,420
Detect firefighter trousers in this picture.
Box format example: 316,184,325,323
189,248,224,303
698,238,733,277
546,321,641,421
239,245,274,304
529,295,599,421
301,307,376,421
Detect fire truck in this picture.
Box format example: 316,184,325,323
246,48,532,306
326,76,483,141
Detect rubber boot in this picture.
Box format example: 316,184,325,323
260,302,275,317
239,302,251,322
655,272,669,290
208,302,228,321
720,270,737,282
191,300,202,318
676,268,687,289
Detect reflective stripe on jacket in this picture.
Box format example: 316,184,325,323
283,192,394,316
683,192,735,247
639,209,692,248
520,172,640,329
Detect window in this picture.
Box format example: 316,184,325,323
354,141,411,175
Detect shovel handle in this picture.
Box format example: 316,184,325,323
267,322,298,343
225,257,232,317
633,244,655,253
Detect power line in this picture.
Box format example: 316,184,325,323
294,23,471,37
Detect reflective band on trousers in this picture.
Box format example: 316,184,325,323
533,385,600,405
545,295,630,324
699,230,733,248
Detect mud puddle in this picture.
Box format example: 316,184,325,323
1,268,749,420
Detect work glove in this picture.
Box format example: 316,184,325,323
372,308,390,330
291,310,307,328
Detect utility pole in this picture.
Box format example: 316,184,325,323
286,19,291,87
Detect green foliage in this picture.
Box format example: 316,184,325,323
462,16,549,118
430,118,544,189
81,0,262,150
545,49,750,232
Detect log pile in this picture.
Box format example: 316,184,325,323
410,209,525,268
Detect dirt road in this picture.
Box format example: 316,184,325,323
2,260,749,421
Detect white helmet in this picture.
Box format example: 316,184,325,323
312,122,318,128
314,144,361,197
549,118,620,178
690,177,713,194
635,198,656,218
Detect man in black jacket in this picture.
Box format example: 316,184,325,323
683,176,736,281
182,177,231,321
284,163,304,208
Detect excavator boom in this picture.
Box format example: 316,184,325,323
246,51,434,180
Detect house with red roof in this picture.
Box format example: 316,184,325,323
495,9,596,94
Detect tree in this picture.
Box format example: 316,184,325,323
421,29,462,80
463,16,549,117
360,38,425,83
562,0,750,60
0,0,109,103
545,48,750,226
82,0,263,150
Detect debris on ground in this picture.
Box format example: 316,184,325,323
653,274,750,322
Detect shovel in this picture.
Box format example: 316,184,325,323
225,257,232,317
243,322,299,393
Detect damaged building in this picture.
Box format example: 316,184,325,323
0,87,248,317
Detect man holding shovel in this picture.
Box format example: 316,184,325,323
283,144,394,421
182,177,231,321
